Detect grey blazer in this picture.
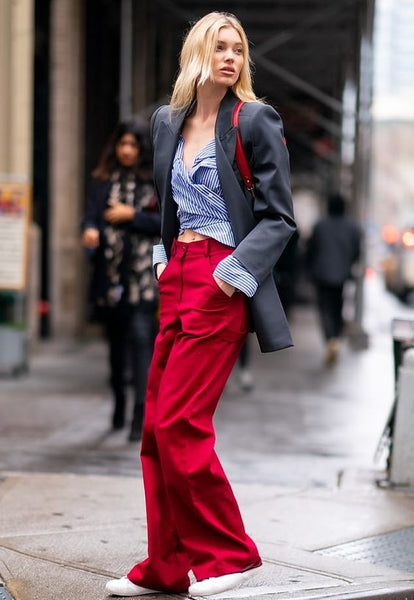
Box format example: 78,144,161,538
150,89,296,352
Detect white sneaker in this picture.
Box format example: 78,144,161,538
188,566,262,597
105,576,162,596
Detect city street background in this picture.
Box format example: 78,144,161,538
2,1,414,598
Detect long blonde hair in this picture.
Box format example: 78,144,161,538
170,12,260,113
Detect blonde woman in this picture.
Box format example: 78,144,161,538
106,11,295,598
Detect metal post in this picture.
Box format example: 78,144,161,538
120,0,133,120
347,0,375,350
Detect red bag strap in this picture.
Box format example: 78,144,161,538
232,101,255,196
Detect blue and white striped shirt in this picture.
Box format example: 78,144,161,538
153,136,258,297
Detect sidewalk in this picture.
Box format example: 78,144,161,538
2,470,414,600
2,275,414,600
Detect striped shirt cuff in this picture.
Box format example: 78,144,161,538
152,243,168,267
213,255,258,298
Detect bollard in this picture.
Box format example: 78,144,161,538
390,347,414,486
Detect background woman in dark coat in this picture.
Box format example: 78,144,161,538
82,120,160,441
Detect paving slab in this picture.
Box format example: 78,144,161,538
2,472,414,600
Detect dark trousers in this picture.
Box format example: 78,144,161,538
127,238,260,592
315,283,344,340
105,303,158,430
238,336,250,369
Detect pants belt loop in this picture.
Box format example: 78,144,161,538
204,238,210,257
171,239,177,257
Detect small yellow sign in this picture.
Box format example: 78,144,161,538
0,182,31,291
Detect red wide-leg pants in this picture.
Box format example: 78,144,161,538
127,238,261,592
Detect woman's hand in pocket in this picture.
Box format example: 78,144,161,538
213,275,235,297
156,263,167,281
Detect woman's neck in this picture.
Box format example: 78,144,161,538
194,83,228,121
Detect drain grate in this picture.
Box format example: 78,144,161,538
316,526,414,573
0,586,14,600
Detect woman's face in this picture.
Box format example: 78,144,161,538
211,26,244,88
115,133,140,168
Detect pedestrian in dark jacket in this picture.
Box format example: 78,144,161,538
307,192,361,365
82,120,160,441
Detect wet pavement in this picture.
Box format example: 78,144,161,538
0,274,400,486
2,274,414,600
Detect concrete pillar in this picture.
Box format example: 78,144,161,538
0,1,39,351
49,0,85,336
347,0,375,350
0,0,34,178
0,1,12,173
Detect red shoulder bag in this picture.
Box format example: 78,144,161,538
232,101,255,197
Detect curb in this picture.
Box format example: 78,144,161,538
317,586,414,600
0,584,14,600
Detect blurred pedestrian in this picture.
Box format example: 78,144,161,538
82,120,160,441
106,11,295,598
237,336,255,391
236,230,300,394
274,228,300,318
306,192,361,365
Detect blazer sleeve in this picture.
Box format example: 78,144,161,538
232,103,296,286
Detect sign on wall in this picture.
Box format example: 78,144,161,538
0,182,31,291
